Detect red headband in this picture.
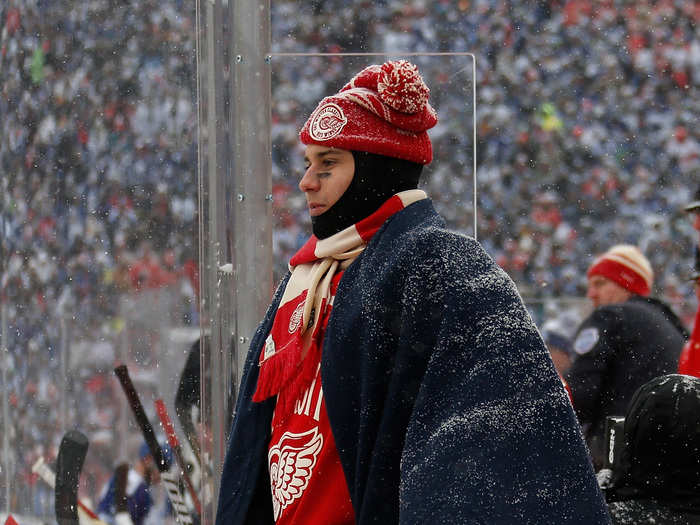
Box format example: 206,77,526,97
587,258,650,296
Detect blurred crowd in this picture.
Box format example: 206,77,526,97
270,0,699,314
0,0,198,515
1,0,699,517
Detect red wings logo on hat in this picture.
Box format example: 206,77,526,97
309,103,347,141
299,60,437,164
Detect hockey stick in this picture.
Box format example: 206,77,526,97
55,430,89,525
32,457,105,524
113,463,133,525
114,365,194,525
175,339,203,464
154,399,202,515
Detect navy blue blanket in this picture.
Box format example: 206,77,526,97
216,199,609,524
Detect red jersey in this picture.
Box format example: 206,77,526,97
267,272,354,524
255,193,428,523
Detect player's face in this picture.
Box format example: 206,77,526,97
692,211,700,236
300,145,354,217
586,275,632,308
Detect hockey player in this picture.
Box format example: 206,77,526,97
215,60,608,524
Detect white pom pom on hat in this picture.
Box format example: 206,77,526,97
299,60,438,164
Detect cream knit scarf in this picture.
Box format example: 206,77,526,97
253,189,426,409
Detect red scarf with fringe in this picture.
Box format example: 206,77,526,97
253,190,426,418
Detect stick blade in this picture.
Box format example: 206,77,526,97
55,430,89,525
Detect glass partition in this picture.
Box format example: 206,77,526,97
1,0,198,523
268,52,477,286
195,35,477,518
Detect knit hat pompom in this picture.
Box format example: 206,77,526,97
300,60,437,164
376,60,429,114
587,244,654,296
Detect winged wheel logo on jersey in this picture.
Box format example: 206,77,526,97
268,427,324,520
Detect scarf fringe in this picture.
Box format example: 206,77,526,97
273,343,322,425
252,340,304,403
253,191,428,416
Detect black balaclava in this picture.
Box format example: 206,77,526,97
311,151,424,239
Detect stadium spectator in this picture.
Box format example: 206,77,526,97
216,59,607,524
128,241,176,291
606,374,700,524
541,310,581,376
97,442,172,525
565,244,687,469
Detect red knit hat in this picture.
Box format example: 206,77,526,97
587,244,654,296
299,60,438,164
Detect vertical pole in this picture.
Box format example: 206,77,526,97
195,1,272,522
205,0,230,514
60,316,68,435
231,0,272,387
1,301,11,513
195,0,233,523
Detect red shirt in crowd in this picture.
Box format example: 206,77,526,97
678,306,700,377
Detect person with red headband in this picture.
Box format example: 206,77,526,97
565,244,686,470
215,60,608,524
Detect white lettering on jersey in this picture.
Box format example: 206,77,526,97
293,366,324,421
268,428,324,521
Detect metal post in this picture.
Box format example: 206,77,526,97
205,0,229,505
231,0,272,387
195,1,272,521
60,316,68,435
1,301,11,513
195,0,235,522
